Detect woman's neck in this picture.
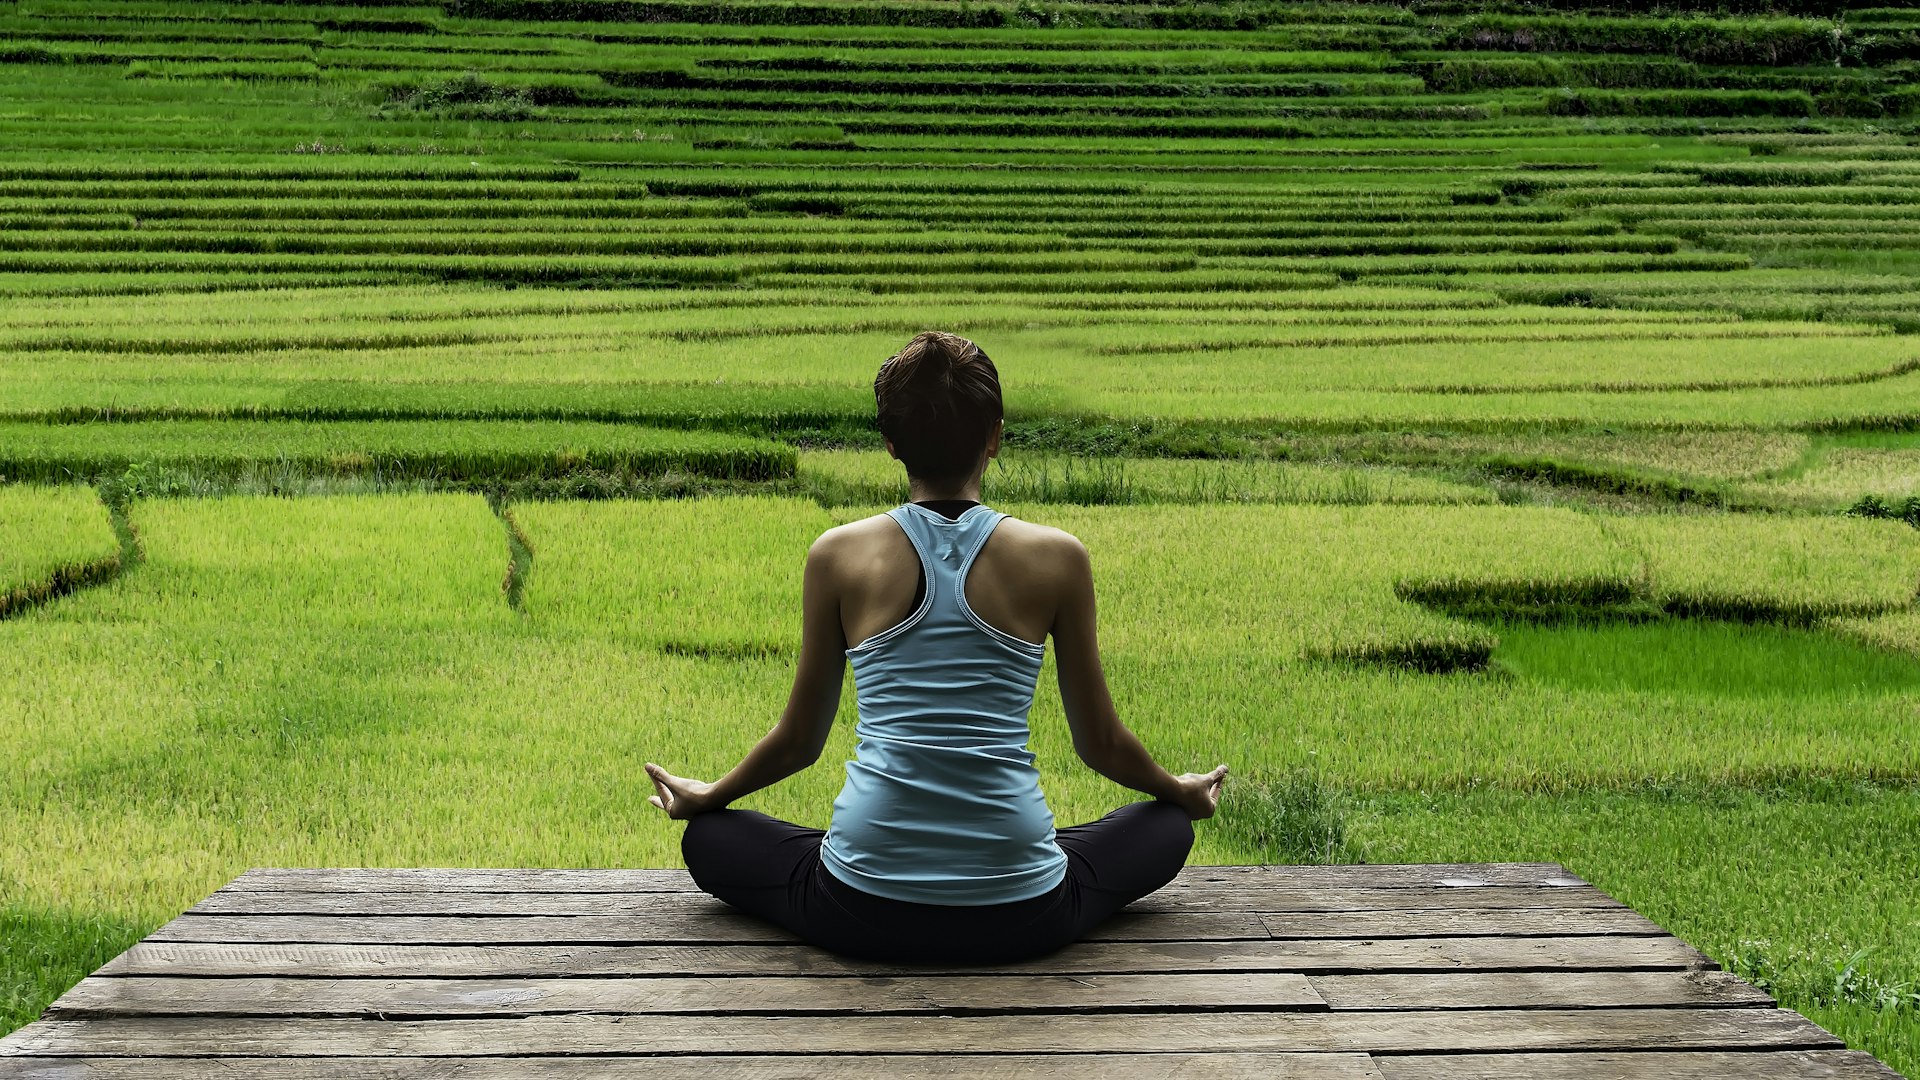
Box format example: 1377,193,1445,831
907,474,983,504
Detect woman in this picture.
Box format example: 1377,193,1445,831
645,329,1229,965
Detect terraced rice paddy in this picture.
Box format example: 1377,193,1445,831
0,485,120,617
1,0,1918,1072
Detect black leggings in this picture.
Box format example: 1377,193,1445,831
681,801,1194,965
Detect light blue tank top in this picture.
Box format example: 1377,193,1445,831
820,503,1069,906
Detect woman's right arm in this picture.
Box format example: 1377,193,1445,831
1050,535,1227,820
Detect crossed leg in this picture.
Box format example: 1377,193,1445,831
679,800,1194,962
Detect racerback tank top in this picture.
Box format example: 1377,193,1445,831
820,503,1070,905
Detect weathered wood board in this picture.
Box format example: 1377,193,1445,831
0,864,1900,1079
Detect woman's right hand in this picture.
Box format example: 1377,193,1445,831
645,762,717,820
1169,764,1229,820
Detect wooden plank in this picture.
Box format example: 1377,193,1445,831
96,935,1713,978
155,911,795,944
221,863,1580,893
190,890,732,916
225,867,704,894
1100,911,1274,940
1190,863,1582,888
1311,970,1773,1010
147,910,1271,945
147,908,1644,946
1134,885,1617,913
1260,908,1664,939
44,972,1325,1019
1377,1050,1903,1079
0,1051,1390,1080
191,885,1626,917
0,1008,1843,1057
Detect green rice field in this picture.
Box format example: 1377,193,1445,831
1,0,1918,1071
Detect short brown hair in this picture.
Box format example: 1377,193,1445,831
874,331,1003,482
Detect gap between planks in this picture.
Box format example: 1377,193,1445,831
147,906,1669,945
188,885,1629,917
95,934,1715,979
43,970,1771,1021
0,1051,1398,1080
219,863,1586,894
0,1007,1844,1057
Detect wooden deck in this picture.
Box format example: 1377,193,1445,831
0,863,1902,1078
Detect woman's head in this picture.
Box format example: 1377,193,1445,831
874,330,1003,483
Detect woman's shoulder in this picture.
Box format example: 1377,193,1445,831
806,512,908,569
989,514,1090,566
817,511,903,542
993,512,1078,541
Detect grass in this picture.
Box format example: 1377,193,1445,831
0,485,122,619
0,906,145,1036
1488,617,1920,698
2,284,1916,431
3,493,1918,1072
800,449,1496,507
1432,431,1812,484
1609,513,1920,622
1743,442,1920,509
1213,765,1364,865
503,498,1920,789
513,495,829,654
0,420,797,485
1825,609,1920,661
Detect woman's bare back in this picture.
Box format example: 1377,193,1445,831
823,512,1081,650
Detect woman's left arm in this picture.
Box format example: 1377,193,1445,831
646,533,848,819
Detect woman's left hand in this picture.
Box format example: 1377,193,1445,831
645,762,716,819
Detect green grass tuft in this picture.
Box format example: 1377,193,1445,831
1215,766,1365,866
